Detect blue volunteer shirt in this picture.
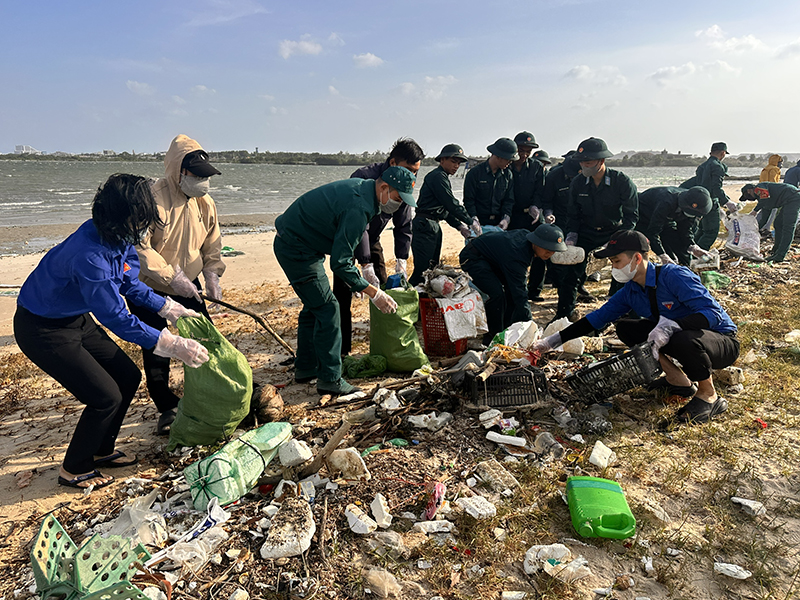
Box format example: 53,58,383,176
18,220,165,348
585,262,737,335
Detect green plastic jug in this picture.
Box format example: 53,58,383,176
566,476,636,540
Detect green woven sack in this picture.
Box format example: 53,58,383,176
369,285,429,372
342,354,388,378
167,316,253,451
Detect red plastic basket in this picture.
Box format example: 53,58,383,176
419,297,468,357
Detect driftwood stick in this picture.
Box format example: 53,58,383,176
298,419,353,479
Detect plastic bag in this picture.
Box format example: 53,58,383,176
168,316,253,450
369,285,429,372
543,318,585,355
183,422,292,510
490,321,540,348
723,212,764,261
435,292,488,342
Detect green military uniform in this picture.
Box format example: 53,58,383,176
636,186,702,266
463,161,515,227
274,179,378,384
750,182,800,262
409,165,472,286
680,155,728,250
509,158,545,231
557,168,638,318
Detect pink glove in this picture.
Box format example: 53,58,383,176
565,232,578,246
153,329,209,367
647,316,681,359
170,266,201,302
157,297,201,326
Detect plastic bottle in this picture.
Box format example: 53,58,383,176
534,432,565,459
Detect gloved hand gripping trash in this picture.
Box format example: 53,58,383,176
158,297,202,326
471,217,482,236
544,210,556,225
725,201,740,213
154,328,209,367
361,263,381,288
369,289,398,314
646,316,681,359
458,223,471,239
688,244,710,260
203,269,222,301
532,332,562,354
498,214,511,230
528,205,541,223
565,232,578,246
170,266,201,302
395,258,407,276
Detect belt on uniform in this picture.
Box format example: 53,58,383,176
415,210,439,220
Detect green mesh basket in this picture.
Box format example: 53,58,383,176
72,535,150,594
82,582,150,600
31,515,79,594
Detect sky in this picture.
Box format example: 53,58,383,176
3,0,800,157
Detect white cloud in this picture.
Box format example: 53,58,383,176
776,39,800,59
186,0,268,27
648,60,740,86
353,53,384,68
172,95,186,105
399,82,415,96
269,106,288,115
696,25,764,52
126,80,155,96
328,85,340,96
259,93,275,101
564,65,626,86
328,32,345,46
395,76,456,101
191,85,216,95
279,37,323,60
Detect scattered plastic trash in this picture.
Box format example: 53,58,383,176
523,543,591,582
105,489,168,547
490,321,540,349
642,556,655,574
501,592,527,600
588,440,617,469
785,329,800,343
701,270,732,289
362,567,401,598
550,245,585,265
412,520,456,534
479,408,503,428
371,493,393,528
474,459,520,493
164,526,229,572
715,366,744,386
345,504,378,535
486,431,528,447
543,318,585,355
493,527,507,541
533,432,565,460
279,439,313,468
367,531,411,559
328,448,371,481
408,411,453,431
690,248,721,272
435,292,489,341
731,496,766,517
260,497,316,559
423,482,447,520
714,562,752,579
567,476,636,540
455,495,497,519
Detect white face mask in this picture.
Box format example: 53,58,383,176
180,174,210,197
581,163,601,178
380,190,403,214
611,255,639,283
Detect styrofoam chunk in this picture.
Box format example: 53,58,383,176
588,440,617,469
371,493,393,528
455,496,496,519
345,504,378,535
329,448,371,481
278,439,314,467
412,520,456,534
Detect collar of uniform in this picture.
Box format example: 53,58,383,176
645,261,657,287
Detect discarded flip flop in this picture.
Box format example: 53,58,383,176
93,450,138,468
58,469,114,489
675,396,728,425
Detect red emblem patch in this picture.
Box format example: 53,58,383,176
123,262,131,272
662,301,674,310
755,187,770,199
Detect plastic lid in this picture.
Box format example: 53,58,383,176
579,521,594,537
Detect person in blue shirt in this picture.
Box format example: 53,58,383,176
533,230,739,425
14,174,209,489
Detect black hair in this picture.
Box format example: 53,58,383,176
91,173,162,246
388,137,425,164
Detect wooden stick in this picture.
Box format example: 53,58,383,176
298,419,353,479
200,293,295,357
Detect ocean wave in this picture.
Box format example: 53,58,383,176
223,185,242,191
47,189,88,195
0,201,45,207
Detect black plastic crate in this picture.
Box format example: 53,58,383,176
566,342,661,402
466,365,550,407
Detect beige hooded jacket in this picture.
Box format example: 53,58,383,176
136,134,226,294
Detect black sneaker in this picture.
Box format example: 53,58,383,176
528,294,545,302
675,396,728,424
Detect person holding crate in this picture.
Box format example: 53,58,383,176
532,230,739,425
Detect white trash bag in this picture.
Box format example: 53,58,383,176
543,318,585,355
723,212,763,261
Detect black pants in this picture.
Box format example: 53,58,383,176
14,307,142,474
528,257,547,298
333,238,389,356
409,216,442,287
461,246,516,345
128,282,209,413
615,318,740,382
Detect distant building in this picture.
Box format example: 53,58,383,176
15,145,42,155
102,149,116,156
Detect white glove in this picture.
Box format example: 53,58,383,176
532,332,562,354
498,215,511,230
153,328,209,368
565,232,578,246
544,212,556,225
471,217,482,236
157,297,201,326
528,205,541,223
688,244,710,259
203,269,222,301
369,289,397,314
458,223,471,239
725,201,739,213
170,266,201,302
395,258,407,276
361,263,380,288
647,316,681,359
659,253,676,266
